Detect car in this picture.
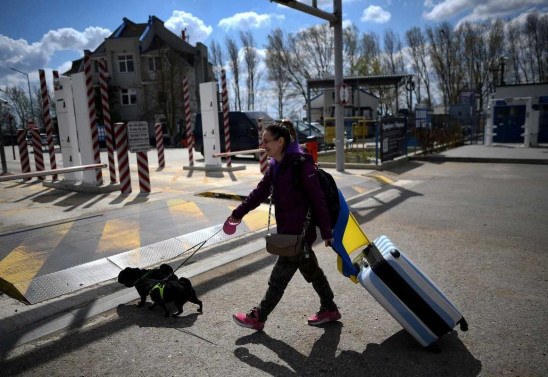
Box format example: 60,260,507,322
194,111,273,160
286,120,327,151
27,132,59,146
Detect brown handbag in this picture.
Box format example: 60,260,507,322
265,186,311,257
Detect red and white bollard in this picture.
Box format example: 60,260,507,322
98,58,116,183
136,151,151,193
258,118,268,174
114,122,131,194
30,128,45,180
155,122,165,169
183,76,194,166
39,69,57,180
16,129,31,181
83,54,103,185
221,69,231,166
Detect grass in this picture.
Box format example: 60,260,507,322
318,148,376,163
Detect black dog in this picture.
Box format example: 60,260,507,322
136,276,203,317
117,264,177,307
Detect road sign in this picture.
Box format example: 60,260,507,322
127,121,151,153
337,83,351,105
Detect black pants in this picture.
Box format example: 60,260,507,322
257,249,335,322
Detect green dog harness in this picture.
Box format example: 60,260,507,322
150,283,165,300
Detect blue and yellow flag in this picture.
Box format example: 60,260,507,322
331,190,371,283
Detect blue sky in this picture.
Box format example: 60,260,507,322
0,0,546,100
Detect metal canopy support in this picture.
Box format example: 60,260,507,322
272,0,345,171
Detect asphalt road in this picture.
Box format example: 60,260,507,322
1,160,547,376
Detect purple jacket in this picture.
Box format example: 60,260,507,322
232,152,333,245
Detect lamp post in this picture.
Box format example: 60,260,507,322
10,67,34,125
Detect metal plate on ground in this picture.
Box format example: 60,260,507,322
14,258,121,304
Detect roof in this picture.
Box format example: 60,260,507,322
308,74,414,89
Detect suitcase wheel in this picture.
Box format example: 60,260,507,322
390,249,401,258
458,318,469,331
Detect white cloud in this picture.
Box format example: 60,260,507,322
361,5,392,24
423,0,547,22
165,10,213,43
218,12,284,31
0,26,111,83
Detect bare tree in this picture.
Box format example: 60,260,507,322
343,24,360,76
209,40,225,81
240,31,260,111
265,46,290,118
225,36,242,111
406,26,432,107
2,86,30,128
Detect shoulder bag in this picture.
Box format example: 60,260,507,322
265,186,311,257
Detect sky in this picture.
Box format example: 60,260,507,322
0,0,546,109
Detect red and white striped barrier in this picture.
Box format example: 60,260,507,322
39,69,57,180
16,129,31,181
258,118,268,174
97,59,116,183
83,55,103,185
183,76,194,166
114,122,131,194
30,128,45,180
155,122,165,168
136,151,151,193
221,69,231,166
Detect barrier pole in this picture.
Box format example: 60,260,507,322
39,69,57,180
98,58,117,183
16,129,31,181
30,128,45,180
83,54,103,185
221,69,232,166
258,118,268,174
114,122,131,194
155,122,165,168
183,76,194,166
136,151,151,193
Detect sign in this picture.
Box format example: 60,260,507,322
337,83,351,105
380,117,407,162
127,121,151,152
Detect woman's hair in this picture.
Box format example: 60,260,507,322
265,123,291,150
280,120,297,142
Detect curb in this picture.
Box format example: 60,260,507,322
409,156,548,165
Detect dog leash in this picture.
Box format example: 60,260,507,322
164,228,223,281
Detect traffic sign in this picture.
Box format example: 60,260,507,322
127,121,151,153
337,83,351,105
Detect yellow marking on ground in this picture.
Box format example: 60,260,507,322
97,218,141,253
351,185,369,194
169,201,204,218
242,207,272,231
0,225,73,292
367,173,394,185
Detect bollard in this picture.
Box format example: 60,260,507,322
30,128,45,180
114,122,131,194
136,151,151,193
98,59,117,183
39,69,57,180
16,129,31,181
155,122,165,169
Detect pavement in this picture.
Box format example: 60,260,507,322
0,142,547,373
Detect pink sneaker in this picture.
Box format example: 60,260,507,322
233,308,265,331
308,307,341,326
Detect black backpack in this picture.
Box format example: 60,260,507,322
291,156,340,228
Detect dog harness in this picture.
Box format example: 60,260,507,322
149,283,165,300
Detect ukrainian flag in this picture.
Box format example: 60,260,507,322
331,190,371,283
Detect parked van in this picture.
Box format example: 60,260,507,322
194,111,273,159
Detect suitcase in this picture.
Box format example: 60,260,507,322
357,235,468,348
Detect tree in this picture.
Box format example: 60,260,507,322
2,87,29,128
406,26,432,107
209,40,225,81
225,36,242,111
240,31,260,111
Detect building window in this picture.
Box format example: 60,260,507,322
118,55,134,73
120,88,137,105
148,57,162,72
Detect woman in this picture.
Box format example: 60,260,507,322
226,122,340,331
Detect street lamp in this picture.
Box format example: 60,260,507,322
10,67,34,124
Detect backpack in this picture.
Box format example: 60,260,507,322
291,156,340,228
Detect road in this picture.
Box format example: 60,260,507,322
1,158,547,376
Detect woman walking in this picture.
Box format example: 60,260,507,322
226,121,340,331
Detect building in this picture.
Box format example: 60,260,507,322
308,88,380,122
486,83,548,145
64,15,214,144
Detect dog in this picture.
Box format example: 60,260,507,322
117,264,177,308
136,276,203,317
